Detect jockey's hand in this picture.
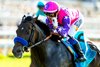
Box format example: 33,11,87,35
52,29,58,33
51,32,59,36
52,17,58,29
53,26,58,30
51,29,58,35
51,32,62,42
51,29,62,39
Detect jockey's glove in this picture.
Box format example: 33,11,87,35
52,29,58,33
52,17,58,29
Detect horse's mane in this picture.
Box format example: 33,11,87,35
35,20,50,36
35,19,61,42
21,15,50,36
22,15,61,41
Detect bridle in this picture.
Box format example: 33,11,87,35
26,22,52,49
14,16,52,49
28,34,52,49
26,21,52,49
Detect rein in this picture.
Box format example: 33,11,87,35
28,32,63,49
28,22,52,48
28,34,52,49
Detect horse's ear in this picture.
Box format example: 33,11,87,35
22,15,26,22
23,15,26,19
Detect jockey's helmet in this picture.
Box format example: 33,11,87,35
44,1,59,17
37,1,45,8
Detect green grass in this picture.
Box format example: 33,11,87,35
0,52,31,67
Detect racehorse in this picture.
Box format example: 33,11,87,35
12,15,100,67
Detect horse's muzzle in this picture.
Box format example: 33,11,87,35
12,42,24,58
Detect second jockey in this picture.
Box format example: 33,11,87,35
35,1,46,17
43,1,86,62
33,1,47,23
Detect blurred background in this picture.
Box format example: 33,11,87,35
0,0,100,67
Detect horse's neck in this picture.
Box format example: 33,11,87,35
35,23,46,40
30,40,74,67
30,21,74,67
35,20,51,36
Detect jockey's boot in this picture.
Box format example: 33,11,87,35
73,44,86,62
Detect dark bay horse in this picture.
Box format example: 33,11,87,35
12,15,100,67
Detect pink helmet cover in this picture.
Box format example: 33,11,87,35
44,1,59,13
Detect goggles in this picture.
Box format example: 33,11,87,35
45,11,58,17
45,12,55,17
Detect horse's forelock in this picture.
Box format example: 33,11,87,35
25,16,33,21
21,15,34,23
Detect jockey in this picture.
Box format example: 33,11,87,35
34,1,47,23
36,1,46,17
43,1,86,62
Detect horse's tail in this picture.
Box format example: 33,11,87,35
87,41,100,55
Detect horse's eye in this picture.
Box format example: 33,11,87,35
21,27,24,30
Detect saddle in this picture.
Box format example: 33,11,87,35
60,31,97,67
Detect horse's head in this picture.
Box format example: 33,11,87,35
12,15,61,58
12,15,38,58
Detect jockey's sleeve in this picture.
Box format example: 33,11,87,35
46,18,53,29
57,16,70,37
35,10,40,17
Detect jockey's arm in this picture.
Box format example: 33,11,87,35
33,10,40,18
56,16,79,45
56,16,70,37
